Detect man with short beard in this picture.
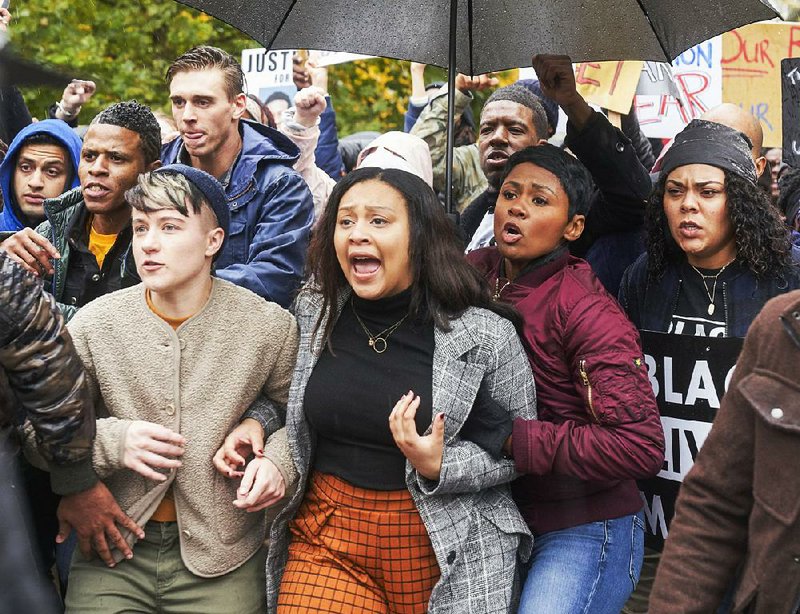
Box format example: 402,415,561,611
0,101,162,321
411,54,652,260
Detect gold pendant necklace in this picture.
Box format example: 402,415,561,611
689,259,735,316
351,297,409,354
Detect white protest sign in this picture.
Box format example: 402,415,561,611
314,51,374,67
241,48,297,111
634,37,723,139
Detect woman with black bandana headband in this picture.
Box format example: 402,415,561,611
619,119,800,339
618,119,800,613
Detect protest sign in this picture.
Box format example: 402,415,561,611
314,51,374,67
638,331,743,550
574,61,643,114
782,58,800,166
722,23,800,148
241,48,297,110
634,38,723,139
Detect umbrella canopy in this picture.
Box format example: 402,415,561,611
176,0,778,71
0,34,73,87
176,0,779,213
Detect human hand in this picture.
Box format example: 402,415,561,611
122,420,185,481
455,73,499,95
0,8,11,32
531,54,583,108
0,227,59,276
389,391,445,481
213,418,264,479
233,456,285,512
294,86,327,128
57,481,145,567
56,80,97,120
410,62,427,76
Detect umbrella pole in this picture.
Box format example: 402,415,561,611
445,0,457,218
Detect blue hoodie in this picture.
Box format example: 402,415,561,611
0,120,82,232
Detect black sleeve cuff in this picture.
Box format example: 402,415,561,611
49,457,98,496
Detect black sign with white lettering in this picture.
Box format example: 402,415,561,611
638,331,743,550
782,58,800,167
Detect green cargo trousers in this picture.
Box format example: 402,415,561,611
65,521,266,614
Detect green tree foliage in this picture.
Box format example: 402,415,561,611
9,0,517,135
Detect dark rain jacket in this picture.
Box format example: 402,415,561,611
0,251,96,495
650,290,800,614
618,253,800,338
161,119,314,308
468,247,664,535
27,187,140,322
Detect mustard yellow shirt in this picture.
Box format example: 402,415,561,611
146,290,193,522
87,225,118,269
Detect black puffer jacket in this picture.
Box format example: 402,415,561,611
0,251,96,495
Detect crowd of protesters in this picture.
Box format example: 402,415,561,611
3,5,800,613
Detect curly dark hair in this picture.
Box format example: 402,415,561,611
91,101,161,165
646,169,792,279
307,167,520,347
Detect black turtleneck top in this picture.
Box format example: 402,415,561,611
303,288,434,490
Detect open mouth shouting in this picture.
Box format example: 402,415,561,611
83,182,111,200
485,149,510,170
678,220,702,239
500,221,523,244
351,254,381,280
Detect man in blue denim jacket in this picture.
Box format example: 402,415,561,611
162,45,313,308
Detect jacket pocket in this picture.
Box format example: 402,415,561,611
475,489,533,560
740,372,800,525
576,352,651,424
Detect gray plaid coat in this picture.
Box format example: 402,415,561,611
265,288,537,613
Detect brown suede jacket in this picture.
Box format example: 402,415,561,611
650,290,800,614
0,251,96,495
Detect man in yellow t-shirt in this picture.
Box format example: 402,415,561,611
0,101,162,321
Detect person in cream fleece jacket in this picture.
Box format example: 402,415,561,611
62,164,299,614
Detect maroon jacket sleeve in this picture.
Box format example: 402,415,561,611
511,291,665,481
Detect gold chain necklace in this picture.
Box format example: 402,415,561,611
493,277,511,301
350,297,409,354
689,259,735,316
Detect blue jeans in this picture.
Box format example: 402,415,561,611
519,511,645,614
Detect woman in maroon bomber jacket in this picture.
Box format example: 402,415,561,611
468,144,665,614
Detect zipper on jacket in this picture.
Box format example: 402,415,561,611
579,359,600,423
722,282,729,337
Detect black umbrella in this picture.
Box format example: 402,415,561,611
0,41,73,87
175,0,779,212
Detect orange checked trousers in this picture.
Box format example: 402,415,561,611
277,472,440,613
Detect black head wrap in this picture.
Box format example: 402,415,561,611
661,119,756,184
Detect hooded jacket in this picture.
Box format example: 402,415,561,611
161,119,314,308
0,120,82,232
